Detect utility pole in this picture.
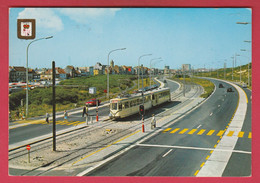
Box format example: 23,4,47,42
52,61,56,151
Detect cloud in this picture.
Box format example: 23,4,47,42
57,8,121,24
18,8,63,32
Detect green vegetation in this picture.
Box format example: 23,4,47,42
194,63,252,89
172,76,215,98
9,74,156,119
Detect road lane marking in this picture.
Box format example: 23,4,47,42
207,130,215,136
238,131,244,138
200,162,205,167
188,129,197,134
248,132,252,138
197,125,202,129
163,128,172,133
227,131,234,137
206,155,210,160
162,149,173,158
179,128,188,134
194,170,199,176
217,130,225,136
197,129,206,135
170,128,180,134
210,113,213,116
137,144,251,154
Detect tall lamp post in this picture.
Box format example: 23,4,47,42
26,36,53,117
107,48,126,99
239,50,251,87
138,54,152,90
149,57,162,87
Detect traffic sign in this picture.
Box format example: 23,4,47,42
26,145,31,151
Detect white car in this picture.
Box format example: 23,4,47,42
242,83,247,88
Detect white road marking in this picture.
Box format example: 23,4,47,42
162,149,173,157
218,105,220,107
197,125,202,129
210,112,213,116
138,144,251,154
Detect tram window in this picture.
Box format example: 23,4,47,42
118,103,122,111
125,102,129,108
111,103,117,110
152,94,155,100
134,100,137,106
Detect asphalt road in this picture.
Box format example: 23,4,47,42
86,79,251,176
9,79,180,146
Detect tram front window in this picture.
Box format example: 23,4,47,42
111,103,118,110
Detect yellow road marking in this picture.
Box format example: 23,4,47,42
74,121,86,126
170,128,180,134
197,129,206,135
200,162,205,167
217,130,225,136
238,131,244,138
207,130,215,136
210,150,213,154
217,140,220,143
179,128,188,134
163,128,172,133
194,170,199,176
214,144,217,148
188,129,197,134
227,131,234,137
72,130,141,165
206,155,210,160
69,121,80,125
248,132,252,138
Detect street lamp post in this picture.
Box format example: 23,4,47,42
239,51,251,86
107,48,126,99
149,57,162,87
138,54,152,90
26,36,53,117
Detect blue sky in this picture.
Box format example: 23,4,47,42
9,8,251,70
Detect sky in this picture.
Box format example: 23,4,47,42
9,8,252,70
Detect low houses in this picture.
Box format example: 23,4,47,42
40,67,68,80
9,60,153,83
9,66,34,82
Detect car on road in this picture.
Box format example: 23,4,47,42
219,83,224,88
86,98,101,106
242,83,247,88
227,87,233,92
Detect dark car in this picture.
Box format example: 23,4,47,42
86,98,101,106
227,88,233,92
219,83,224,88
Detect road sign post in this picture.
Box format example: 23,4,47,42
142,115,145,133
139,105,145,132
26,145,31,163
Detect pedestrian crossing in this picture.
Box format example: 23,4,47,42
13,120,87,126
162,127,252,139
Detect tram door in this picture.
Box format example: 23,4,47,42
152,94,158,106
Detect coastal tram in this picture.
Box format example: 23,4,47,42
109,87,171,119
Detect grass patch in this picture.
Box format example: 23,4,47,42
173,77,215,98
